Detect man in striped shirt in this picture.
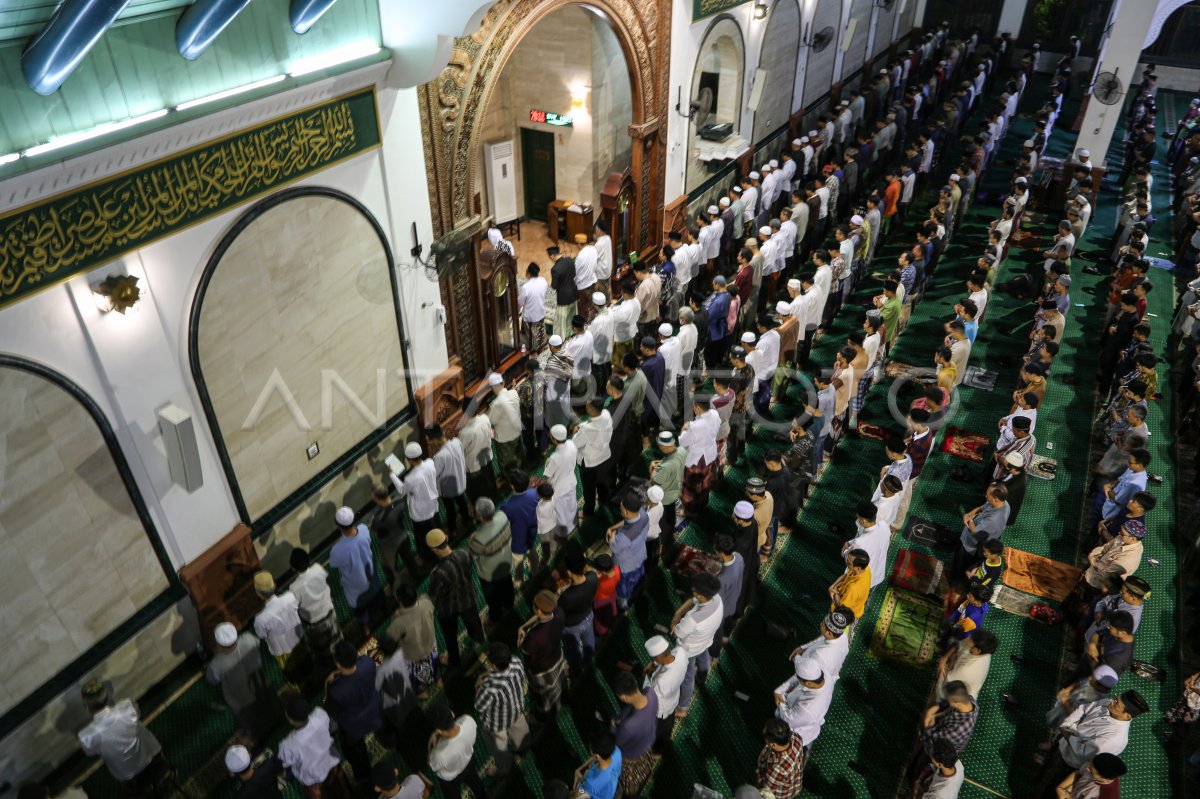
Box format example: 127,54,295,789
474,642,530,776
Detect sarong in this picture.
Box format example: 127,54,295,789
530,657,567,716
408,646,439,695
619,750,657,796
681,457,717,515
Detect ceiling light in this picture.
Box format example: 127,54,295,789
23,109,169,158
92,274,143,315
753,3,768,20
288,41,381,78
175,75,286,112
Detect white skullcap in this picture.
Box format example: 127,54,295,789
214,622,238,647
749,171,761,180
759,226,772,237
1023,139,1034,147
948,174,960,181
550,424,568,442
548,334,564,347
787,278,802,290
719,197,731,207
647,485,664,503
775,301,792,316
487,372,504,386
1005,452,1026,467
644,635,670,657
850,214,864,225
707,205,719,215
800,135,810,143
592,291,607,306
225,745,252,774
792,138,802,146
808,130,818,138
404,441,423,459
335,506,355,527
795,657,823,682
741,331,756,344
761,164,772,172
1078,149,1090,158
769,159,779,168
734,500,755,520
658,323,673,337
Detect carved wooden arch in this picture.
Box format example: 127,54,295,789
418,0,668,243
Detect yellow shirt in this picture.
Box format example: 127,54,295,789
831,567,871,620
937,362,958,393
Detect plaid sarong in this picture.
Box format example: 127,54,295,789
619,750,657,795
530,656,567,716
853,372,872,413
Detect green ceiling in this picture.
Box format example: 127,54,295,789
0,0,382,163
0,1,193,44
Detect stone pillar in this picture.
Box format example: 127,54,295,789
1072,0,1156,161
996,0,1027,37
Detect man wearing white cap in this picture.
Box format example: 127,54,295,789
658,322,683,421
391,441,441,563
328,506,377,623
488,371,524,480
759,165,779,220
225,743,283,797
778,207,798,275
678,394,721,516
573,398,613,517
790,608,852,684
774,657,835,747
742,173,760,230
208,622,273,742
611,278,644,366
650,430,687,552
588,290,616,390
697,208,721,272
800,136,816,183
643,634,688,747
728,185,746,242
518,262,548,354
543,424,579,531
566,314,594,397
757,226,782,312
677,305,699,377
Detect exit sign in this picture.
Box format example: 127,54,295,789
530,109,574,126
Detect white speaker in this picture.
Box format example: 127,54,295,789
748,69,768,111
157,403,203,492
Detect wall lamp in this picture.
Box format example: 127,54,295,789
676,86,700,119
93,274,142,315
753,3,768,20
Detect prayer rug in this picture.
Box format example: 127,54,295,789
903,516,955,548
857,422,889,441
1002,548,1083,603
884,361,926,380
758,526,791,578
870,588,942,667
1028,454,1058,480
1009,230,1044,250
671,544,718,580
990,584,1041,618
940,427,990,462
962,366,998,390
889,549,945,596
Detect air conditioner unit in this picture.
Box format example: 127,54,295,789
485,139,519,224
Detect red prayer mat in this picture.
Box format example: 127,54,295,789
857,422,889,441
889,549,945,596
940,427,990,462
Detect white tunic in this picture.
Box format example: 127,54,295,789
645,646,689,718
678,408,720,467
543,440,579,529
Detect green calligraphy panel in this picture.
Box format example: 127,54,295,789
0,89,381,309
693,0,751,22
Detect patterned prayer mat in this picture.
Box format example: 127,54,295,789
889,549,946,596
962,366,999,390
991,584,1041,618
1002,547,1083,603
1009,229,1045,250
940,427,990,462
857,422,889,441
884,361,927,380
1028,454,1058,480
671,544,718,580
869,588,943,667
903,516,955,548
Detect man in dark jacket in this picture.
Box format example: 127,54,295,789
996,452,1028,527
325,641,384,788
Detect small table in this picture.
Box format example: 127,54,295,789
547,200,593,243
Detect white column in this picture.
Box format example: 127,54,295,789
1073,0,1156,161
996,0,1028,37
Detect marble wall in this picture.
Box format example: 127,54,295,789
195,194,410,522
752,0,802,143
0,367,171,717
591,14,634,200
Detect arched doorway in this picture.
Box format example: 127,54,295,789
685,15,746,192
418,0,669,387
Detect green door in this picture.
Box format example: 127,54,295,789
521,128,556,222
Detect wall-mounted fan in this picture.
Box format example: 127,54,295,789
812,26,836,54
695,85,715,128
1092,70,1123,105
424,228,472,282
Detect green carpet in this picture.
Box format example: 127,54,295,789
76,82,1182,799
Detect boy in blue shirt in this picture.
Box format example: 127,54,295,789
575,730,622,799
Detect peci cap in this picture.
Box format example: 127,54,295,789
404,441,423,459
487,371,504,386
550,424,568,442
720,197,731,207
645,635,670,657
640,336,658,349
1124,575,1151,597
776,300,793,316
795,657,823,682
335,506,355,527
647,485,665,503
1004,452,1026,468
534,590,558,613
788,278,802,291
949,174,960,182
1058,275,1072,287
659,323,674,337
214,622,238,647
593,291,607,306
657,431,676,446
1122,519,1146,539
747,477,767,495
824,610,850,636
741,331,756,344
1092,664,1119,688
759,226,773,238
734,500,755,520
707,205,719,215
714,275,728,287
548,334,564,347
749,171,761,180
425,528,448,549
253,571,275,592
850,214,864,225
225,745,252,774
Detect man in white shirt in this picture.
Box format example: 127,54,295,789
643,635,688,747
923,739,966,799
758,227,782,302
672,572,724,716
573,399,612,517
698,208,721,266
778,206,798,274
677,306,699,376
371,764,431,799
588,291,616,389
429,424,469,533
278,699,342,792
394,441,441,559
487,371,523,479
742,173,761,229
787,609,852,682
427,705,485,798
872,474,905,532
774,657,835,746
658,322,683,420
755,314,781,383
800,137,816,183
611,282,644,365
842,501,891,589
518,263,548,353
566,315,594,394
78,683,164,786
574,239,599,322
459,403,497,502
289,548,338,650
759,165,779,214
543,424,579,531
594,218,614,298
1047,692,1146,774
252,571,303,667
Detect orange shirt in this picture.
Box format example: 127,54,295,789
884,180,901,216
830,567,871,620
